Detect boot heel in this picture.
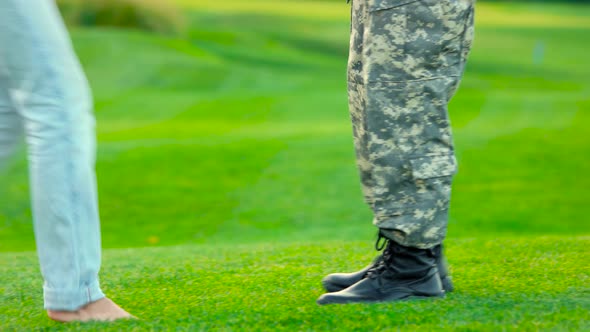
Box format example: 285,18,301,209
410,272,445,297
441,276,454,292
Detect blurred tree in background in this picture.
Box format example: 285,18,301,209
57,0,185,35
482,0,590,2
56,0,589,35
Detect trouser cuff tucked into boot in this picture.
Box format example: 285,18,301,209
374,209,449,249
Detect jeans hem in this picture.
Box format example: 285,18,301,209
43,278,105,311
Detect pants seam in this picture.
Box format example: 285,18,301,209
349,75,461,85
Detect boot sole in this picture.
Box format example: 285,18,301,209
317,292,445,305
322,276,454,293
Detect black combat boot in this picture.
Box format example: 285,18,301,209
322,235,453,293
317,236,444,305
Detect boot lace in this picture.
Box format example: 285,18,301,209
365,231,395,279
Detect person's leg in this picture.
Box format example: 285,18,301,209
0,82,22,170
323,0,457,294
318,0,475,304
0,0,131,320
365,0,475,249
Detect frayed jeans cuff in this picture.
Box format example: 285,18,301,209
43,279,105,311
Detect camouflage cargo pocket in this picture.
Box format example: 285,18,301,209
371,153,457,219
409,154,457,207
365,0,471,83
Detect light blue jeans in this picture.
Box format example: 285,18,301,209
0,1,105,310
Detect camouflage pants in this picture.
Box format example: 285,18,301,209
348,0,475,248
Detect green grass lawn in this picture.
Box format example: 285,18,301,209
1,237,588,331
1,1,589,330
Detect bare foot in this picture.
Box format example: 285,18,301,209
47,298,134,323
